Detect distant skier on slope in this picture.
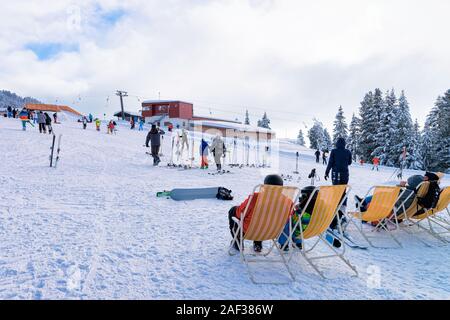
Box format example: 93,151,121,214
138,118,145,131
322,150,328,165
200,138,209,169
82,116,88,130
315,150,320,163
210,134,225,171
95,118,101,131
18,108,31,131
44,112,52,134
37,111,47,134
372,157,380,171
146,124,163,166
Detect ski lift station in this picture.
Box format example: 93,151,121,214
141,100,275,142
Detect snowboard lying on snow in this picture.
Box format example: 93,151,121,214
157,187,233,201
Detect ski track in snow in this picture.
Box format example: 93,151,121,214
0,117,449,300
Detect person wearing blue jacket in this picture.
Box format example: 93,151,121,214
200,138,209,169
325,137,352,212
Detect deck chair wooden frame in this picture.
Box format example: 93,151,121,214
284,185,358,279
345,186,405,249
402,186,450,244
228,184,300,284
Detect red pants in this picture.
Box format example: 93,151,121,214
201,156,208,168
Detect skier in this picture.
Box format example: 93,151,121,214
53,113,58,124
12,108,17,119
200,138,209,169
37,111,47,134
7,106,12,118
180,127,189,156
130,117,135,130
82,116,88,130
138,118,145,131
325,137,352,213
107,120,115,134
322,150,328,165
229,174,288,253
372,157,380,171
210,134,225,171
146,124,163,166
88,113,93,123
95,118,101,131
315,150,320,163
44,112,52,134
18,108,30,131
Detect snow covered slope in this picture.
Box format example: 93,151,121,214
0,117,449,300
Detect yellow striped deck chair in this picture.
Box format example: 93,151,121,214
287,185,357,279
407,186,450,243
346,186,404,248
229,184,300,284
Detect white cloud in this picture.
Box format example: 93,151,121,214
0,0,449,137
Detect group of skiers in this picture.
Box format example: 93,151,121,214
10,107,57,133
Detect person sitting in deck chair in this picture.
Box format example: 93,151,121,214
278,186,342,251
229,174,290,253
355,172,442,223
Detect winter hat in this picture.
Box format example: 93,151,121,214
264,174,284,186
336,137,346,149
425,172,440,181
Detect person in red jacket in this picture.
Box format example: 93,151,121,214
229,174,285,253
372,157,380,171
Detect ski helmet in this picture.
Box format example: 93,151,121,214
264,174,283,186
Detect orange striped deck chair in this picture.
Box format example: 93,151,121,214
346,186,404,248
406,186,450,243
286,185,357,279
229,185,300,284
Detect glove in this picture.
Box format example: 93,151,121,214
324,175,329,181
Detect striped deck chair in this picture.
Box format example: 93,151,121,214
346,186,404,248
286,185,357,279
406,186,450,243
229,185,300,284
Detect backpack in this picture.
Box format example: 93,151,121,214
216,187,233,201
417,181,441,210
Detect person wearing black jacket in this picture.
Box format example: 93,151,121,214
44,112,52,134
325,137,352,210
146,124,162,166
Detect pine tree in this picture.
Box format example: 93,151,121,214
308,119,325,150
257,112,271,129
323,129,332,151
372,89,398,166
347,114,362,161
422,90,450,172
359,91,375,161
393,90,414,167
408,119,423,170
244,110,250,125
297,129,306,146
332,106,348,145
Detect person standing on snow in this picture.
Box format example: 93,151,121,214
88,113,93,123
82,116,88,130
372,157,380,171
210,134,225,171
95,118,101,131
18,108,31,131
325,137,352,210
130,117,135,130
322,150,328,165
315,150,321,163
44,112,52,134
146,124,163,166
200,138,209,169
37,111,47,134
53,113,58,124
138,118,145,131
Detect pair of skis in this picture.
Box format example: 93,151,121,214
49,134,62,168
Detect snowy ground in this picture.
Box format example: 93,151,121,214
0,117,449,300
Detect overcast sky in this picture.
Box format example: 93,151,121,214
1,0,449,137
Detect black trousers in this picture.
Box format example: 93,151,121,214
39,123,46,133
329,171,349,229
151,145,160,164
228,206,262,247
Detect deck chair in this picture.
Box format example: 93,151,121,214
228,185,300,284
405,186,450,243
345,186,404,248
286,185,358,279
